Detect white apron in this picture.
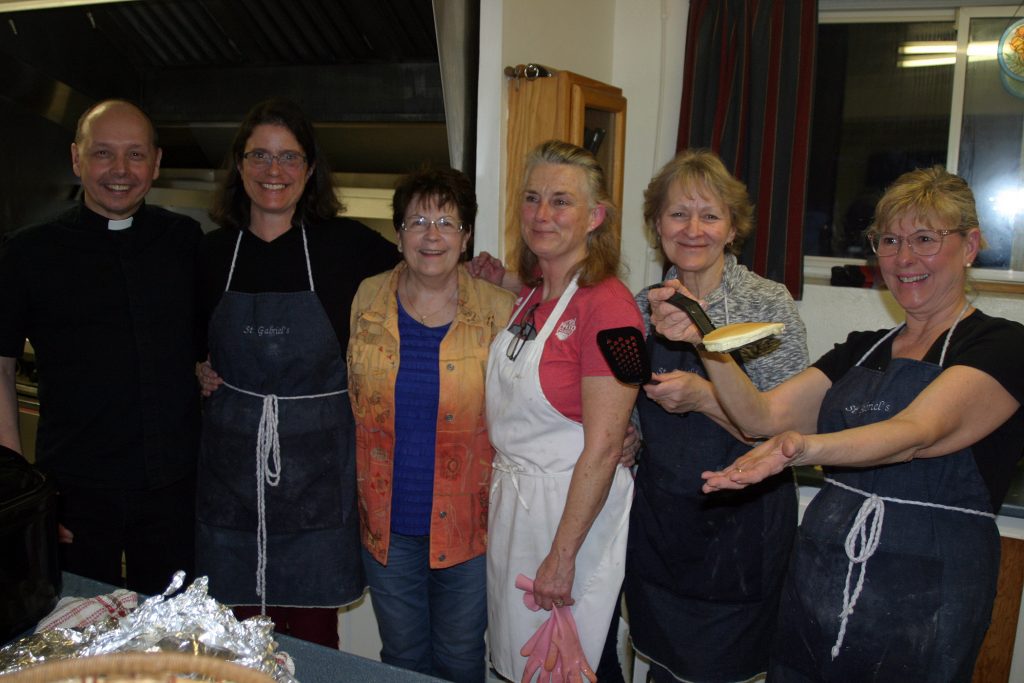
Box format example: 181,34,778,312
485,279,633,681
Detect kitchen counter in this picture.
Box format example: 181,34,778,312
59,573,442,683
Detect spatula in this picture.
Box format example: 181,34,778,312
597,327,654,385
659,288,784,353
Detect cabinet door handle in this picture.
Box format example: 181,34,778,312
504,63,555,84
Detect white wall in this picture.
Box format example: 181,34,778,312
475,0,619,259
474,0,689,296
799,283,1024,360
611,1,689,293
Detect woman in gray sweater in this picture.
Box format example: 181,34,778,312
625,149,808,683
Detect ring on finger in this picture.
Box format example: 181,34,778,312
554,598,564,607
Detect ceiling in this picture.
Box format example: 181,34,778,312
0,0,452,172
1,0,440,73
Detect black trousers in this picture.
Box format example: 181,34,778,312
597,587,626,683
57,475,196,596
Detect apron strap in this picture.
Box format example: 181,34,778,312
299,224,315,291
507,287,540,328
255,394,280,612
224,231,244,292
822,476,994,659
224,225,316,293
855,301,970,368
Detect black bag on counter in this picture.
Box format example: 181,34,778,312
0,445,60,642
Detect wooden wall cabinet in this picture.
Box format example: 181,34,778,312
504,68,627,264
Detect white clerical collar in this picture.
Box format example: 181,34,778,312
108,217,134,231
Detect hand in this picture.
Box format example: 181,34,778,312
195,358,223,397
467,251,507,286
617,423,640,468
643,370,709,414
701,430,807,493
648,280,705,344
57,523,73,544
533,553,576,611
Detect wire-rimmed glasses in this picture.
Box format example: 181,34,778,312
506,303,539,361
400,216,465,234
242,150,308,170
868,229,954,257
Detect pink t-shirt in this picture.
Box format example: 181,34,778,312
511,277,643,423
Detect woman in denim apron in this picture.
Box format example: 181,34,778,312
628,151,807,683
195,99,397,647
649,166,1024,680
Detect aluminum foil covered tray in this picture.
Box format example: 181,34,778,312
0,572,297,683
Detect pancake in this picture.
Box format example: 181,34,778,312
702,322,785,352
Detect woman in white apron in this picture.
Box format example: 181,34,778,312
649,166,1024,680
486,141,642,681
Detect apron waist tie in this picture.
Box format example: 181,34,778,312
823,476,995,659
492,455,531,511
222,380,348,613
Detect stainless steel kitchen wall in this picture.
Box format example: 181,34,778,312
0,0,479,235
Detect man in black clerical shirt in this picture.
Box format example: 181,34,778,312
0,100,202,594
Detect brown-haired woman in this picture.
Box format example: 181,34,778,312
348,166,514,681
627,149,807,683
195,98,398,646
485,140,642,682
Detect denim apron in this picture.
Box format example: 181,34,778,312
485,280,633,682
770,313,999,682
196,227,364,608
626,336,797,683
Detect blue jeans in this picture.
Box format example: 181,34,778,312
362,534,487,683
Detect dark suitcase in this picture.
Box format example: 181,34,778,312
0,445,60,642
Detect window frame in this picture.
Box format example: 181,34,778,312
810,4,1024,291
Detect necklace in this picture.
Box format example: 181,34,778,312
403,274,458,324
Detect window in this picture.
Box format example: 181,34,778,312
806,5,1024,281
953,10,1024,268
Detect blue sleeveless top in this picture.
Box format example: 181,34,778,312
391,299,450,535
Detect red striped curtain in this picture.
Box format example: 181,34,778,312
678,0,817,299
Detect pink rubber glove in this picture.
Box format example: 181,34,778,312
551,605,597,683
516,573,541,611
519,615,558,683
519,573,599,683
518,574,560,683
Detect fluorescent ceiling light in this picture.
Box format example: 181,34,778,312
897,40,998,68
0,0,139,10
900,42,956,55
899,55,956,68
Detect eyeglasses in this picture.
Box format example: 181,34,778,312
400,215,464,234
506,304,539,361
869,229,954,257
242,150,308,170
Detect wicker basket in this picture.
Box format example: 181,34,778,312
1,652,278,683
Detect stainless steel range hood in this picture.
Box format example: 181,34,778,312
0,0,478,234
